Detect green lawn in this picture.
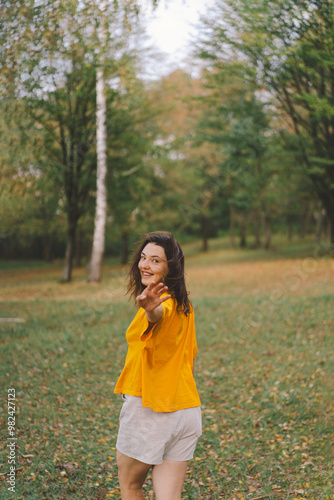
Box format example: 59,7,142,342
1,238,333,499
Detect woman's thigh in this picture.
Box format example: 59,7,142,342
117,450,152,494
152,459,188,500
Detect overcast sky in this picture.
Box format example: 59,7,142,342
139,0,216,76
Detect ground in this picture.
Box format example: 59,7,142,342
0,236,333,499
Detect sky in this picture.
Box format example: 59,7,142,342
139,0,216,76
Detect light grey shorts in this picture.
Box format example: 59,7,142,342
116,394,202,465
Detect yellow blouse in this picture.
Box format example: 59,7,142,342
114,296,201,412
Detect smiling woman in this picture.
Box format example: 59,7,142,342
138,243,169,286
114,231,201,499
127,231,191,315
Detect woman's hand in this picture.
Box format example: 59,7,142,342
136,282,171,315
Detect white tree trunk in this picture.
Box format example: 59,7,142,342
88,4,107,283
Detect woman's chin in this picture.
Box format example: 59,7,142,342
141,276,154,286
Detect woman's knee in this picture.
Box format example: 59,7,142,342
117,450,151,492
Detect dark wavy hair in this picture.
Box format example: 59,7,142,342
127,231,191,316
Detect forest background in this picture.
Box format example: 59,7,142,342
1,1,334,498
1,0,334,277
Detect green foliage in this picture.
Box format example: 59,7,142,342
0,0,164,264
198,0,334,238
1,0,332,263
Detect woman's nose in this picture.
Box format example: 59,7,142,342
140,259,150,269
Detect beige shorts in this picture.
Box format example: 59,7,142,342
116,394,202,465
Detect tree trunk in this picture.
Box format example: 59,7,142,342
62,222,76,282
44,233,54,262
88,2,108,283
262,213,271,249
88,65,107,282
75,229,83,267
320,196,334,246
239,215,247,248
121,230,129,265
201,216,209,252
253,209,261,248
299,201,311,239
326,217,332,243
229,204,236,249
327,216,334,246
314,203,323,243
287,213,293,241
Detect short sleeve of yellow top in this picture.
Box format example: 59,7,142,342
114,295,201,413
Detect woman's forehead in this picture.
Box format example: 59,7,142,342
142,242,166,259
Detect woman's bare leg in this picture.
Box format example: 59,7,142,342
117,450,152,500
152,459,188,500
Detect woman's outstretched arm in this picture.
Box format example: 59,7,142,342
136,281,171,323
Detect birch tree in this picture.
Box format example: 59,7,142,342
0,0,149,281
88,0,159,281
88,0,108,282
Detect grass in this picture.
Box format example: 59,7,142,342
0,236,333,499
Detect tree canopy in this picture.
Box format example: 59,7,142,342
0,0,332,271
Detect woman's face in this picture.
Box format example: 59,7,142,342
138,243,168,287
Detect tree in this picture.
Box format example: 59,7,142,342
88,0,161,280
0,0,150,280
194,58,281,249
148,70,226,252
106,67,164,263
0,99,65,260
197,0,334,246
88,0,108,282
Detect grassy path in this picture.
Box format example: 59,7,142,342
1,239,333,499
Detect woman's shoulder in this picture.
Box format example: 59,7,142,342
168,295,194,318
162,293,177,313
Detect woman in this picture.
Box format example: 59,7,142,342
114,231,201,500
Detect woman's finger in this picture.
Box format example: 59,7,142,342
153,283,165,293
159,294,171,304
146,282,163,295
149,281,161,291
